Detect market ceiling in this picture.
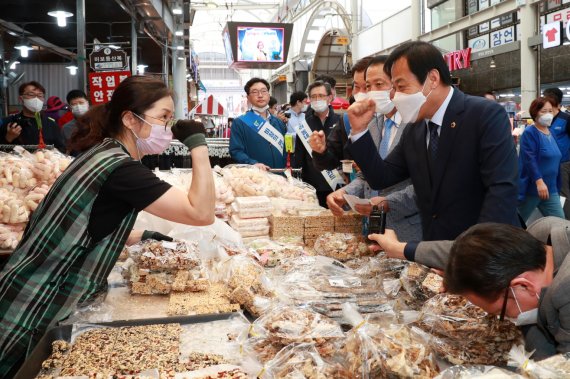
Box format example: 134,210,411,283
0,0,173,74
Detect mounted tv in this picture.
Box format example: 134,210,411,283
223,22,293,69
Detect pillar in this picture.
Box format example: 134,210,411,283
76,0,86,92
519,2,538,112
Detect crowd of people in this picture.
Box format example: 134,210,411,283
3,40,570,375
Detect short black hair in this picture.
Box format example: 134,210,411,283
365,55,389,80
268,96,278,107
351,56,373,77
244,77,270,94
306,80,332,97
544,87,563,105
66,89,88,104
19,81,45,96
314,74,336,88
290,91,308,106
384,41,452,86
445,223,547,302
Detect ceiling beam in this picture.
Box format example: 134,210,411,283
190,4,278,11
0,19,76,59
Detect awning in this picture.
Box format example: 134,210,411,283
191,94,226,116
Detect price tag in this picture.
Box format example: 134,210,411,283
162,241,177,250
285,133,295,153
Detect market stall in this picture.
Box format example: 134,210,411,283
10,163,563,379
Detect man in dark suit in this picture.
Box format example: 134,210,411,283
345,41,519,245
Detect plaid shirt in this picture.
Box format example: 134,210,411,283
0,139,138,376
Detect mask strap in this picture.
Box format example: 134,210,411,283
511,287,523,314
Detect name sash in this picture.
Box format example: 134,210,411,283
296,120,345,190
242,111,284,156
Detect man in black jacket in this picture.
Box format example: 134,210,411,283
294,80,340,207
0,81,65,153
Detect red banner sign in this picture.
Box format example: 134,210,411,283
88,71,131,104
444,48,471,72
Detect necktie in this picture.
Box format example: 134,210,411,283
379,118,394,159
428,121,439,161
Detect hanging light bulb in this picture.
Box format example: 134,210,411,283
15,38,32,58
489,57,496,69
137,64,148,74
47,10,74,27
66,65,78,75
10,61,20,70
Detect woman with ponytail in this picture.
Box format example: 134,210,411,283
0,75,215,377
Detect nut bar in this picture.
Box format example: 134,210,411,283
313,233,373,262
304,210,334,228
132,240,200,271
168,283,240,316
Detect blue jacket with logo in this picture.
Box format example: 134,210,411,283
229,110,287,168
550,111,570,162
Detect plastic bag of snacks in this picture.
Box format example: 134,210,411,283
416,294,523,366
399,262,442,306
507,344,568,378
342,303,439,378
313,233,373,262
435,365,524,378
246,305,344,363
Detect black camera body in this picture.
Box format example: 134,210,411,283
368,204,386,234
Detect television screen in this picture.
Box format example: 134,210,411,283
223,22,293,69
237,26,284,62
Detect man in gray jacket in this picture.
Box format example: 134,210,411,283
371,216,570,359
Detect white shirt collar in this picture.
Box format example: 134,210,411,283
427,86,454,127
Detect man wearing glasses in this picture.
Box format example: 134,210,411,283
0,81,65,153
370,216,570,359
229,78,286,170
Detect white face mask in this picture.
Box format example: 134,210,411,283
312,100,328,113
506,287,540,326
71,102,89,116
368,90,395,115
538,113,554,127
252,105,269,113
301,103,309,112
353,92,369,102
23,97,44,113
391,80,432,124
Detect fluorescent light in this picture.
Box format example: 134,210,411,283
176,45,184,50
175,30,183,36
109,44,120,49
177,56,185,60
47,10,73,27
173,7,183,15
137,64,148,74
66,65,78,75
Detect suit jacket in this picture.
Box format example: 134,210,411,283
347,89,519,240
293,106,340,192
344,114,421,241
413,216,570,359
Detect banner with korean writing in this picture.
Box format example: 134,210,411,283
88,71,131,104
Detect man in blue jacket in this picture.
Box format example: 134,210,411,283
229,78,286,170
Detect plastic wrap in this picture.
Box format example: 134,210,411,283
261,343,353,379
342,303,439,379
507,344,567,378
417,294,523,366
435,365,524,378
313,233,373,262
247,238,308,267
221,164,317,203
231,196,273,219
128,239,201,270
246,306,344,363
399,263,442,306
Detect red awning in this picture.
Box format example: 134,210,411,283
193,95,226,116
330,96,350,110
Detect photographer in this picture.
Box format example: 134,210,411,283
0,81,65,153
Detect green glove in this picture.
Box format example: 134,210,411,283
172,119,207,151
141,230,173,242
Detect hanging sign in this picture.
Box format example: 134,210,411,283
444,48,472,71
89,71,131,104
89,46,128,71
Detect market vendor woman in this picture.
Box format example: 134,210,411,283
0,76,215,377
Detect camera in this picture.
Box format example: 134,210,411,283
368,204,386,235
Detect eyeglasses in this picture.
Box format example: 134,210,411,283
139,113,177,129
22,92,45,99
309,94,328,101
249,89,269,96
499,287,510,321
